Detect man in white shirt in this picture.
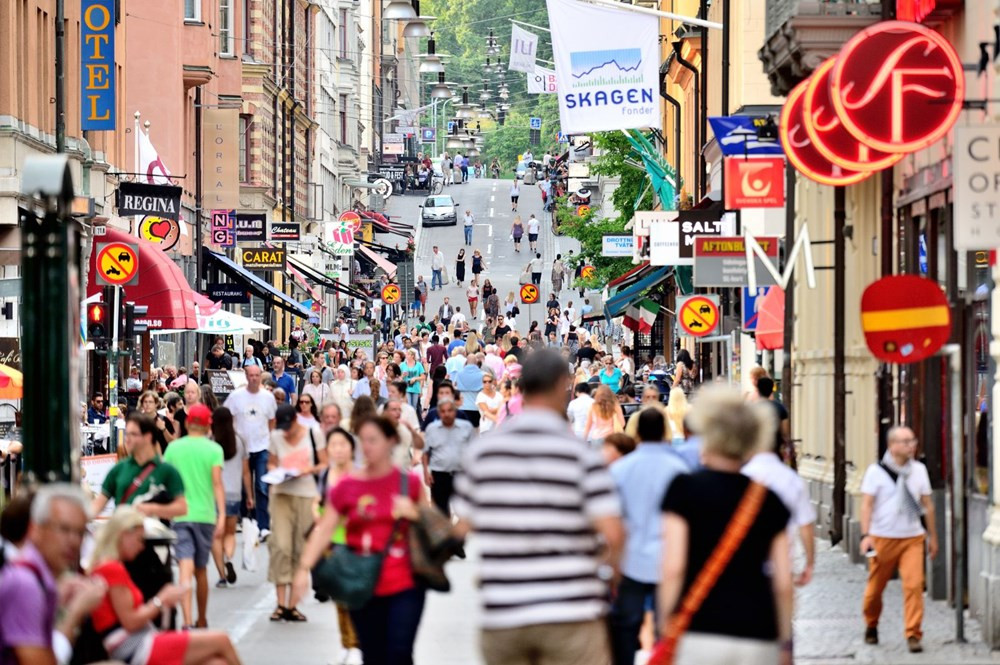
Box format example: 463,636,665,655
527,215,541,253
223,365,277,536
431,246,445,291
445,347,467,380
858,426,936,653
567,382,594,439
463,210,475,246
529,253,544,286
451,306,467,328
338,317,350,342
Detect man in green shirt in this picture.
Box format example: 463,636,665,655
163,403,225,629
92,413,187,608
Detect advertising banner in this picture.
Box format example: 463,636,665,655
81,0,116,130
509,24,538,73
270,222,300,241
235,213,266,241
602,234,634,257
953,125,1000,250
211,210,236,248
547,0,660,133
240,246,286,271
116,182,182,220
694,236,779,287
203,108,240,209
723,158,785,209
528,65,558,94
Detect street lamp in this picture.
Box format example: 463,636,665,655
418,34,445,73
384,0,418,20
402,0,434,37
429,72,452,99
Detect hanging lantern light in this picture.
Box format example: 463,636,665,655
402,0,433,37
430,72,452,99
418,34,445,74
384,0,418,20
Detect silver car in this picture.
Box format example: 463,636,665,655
420,194,458,226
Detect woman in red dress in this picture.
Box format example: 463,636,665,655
89,506,242,665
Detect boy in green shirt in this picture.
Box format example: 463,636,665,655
163,403,225,629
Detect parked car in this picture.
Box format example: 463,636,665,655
515,161,528,180
420,194,458,226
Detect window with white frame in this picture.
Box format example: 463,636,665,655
184,0,200,21
219,0,234,54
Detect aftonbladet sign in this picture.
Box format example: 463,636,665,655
780,21,963,185
694,236,779,287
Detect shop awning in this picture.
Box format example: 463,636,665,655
287,256,370,301
605,266,672,319
357,244,397,278
87,227,198,330
203,249,316,320
608,261,651,291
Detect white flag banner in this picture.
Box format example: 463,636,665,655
509,24,538,73
528,65,558,94
138,130,175,186
546,0,661,133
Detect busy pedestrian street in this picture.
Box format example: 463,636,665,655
7,1,1000,665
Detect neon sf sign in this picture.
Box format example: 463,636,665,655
780,21,963,185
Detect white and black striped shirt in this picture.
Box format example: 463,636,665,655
453,407,621,630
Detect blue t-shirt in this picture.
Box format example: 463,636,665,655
600,367,623,393
273,372,297,398
401,361,425,394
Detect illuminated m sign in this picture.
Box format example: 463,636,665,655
744,226,817,292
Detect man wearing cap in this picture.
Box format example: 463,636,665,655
163,403,225,629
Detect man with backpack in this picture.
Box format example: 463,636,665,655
858,425,937,653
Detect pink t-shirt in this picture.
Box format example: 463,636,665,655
329,468,422,596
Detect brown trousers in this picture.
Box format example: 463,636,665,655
337,603,359,649
481,619,610,665
862,535,925,639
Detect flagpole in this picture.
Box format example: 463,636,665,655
510,19,550,33
569,0,723,30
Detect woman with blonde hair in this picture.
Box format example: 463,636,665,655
665,388,691,440
89,506,242,664
465,330,482,355
658,387,792,664
499,332,514,355
583,384,625,445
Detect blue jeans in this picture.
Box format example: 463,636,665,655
350,587,426,665
464,225,473,244
248,450,270,531
407,392,421,411
431,269,443,290
609,576,658,665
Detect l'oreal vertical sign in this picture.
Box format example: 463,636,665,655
81,0,116,130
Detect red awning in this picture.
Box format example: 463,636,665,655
609,261,648,289
88,228,198,330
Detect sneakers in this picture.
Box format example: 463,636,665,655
907,637,923,653
864,627,878,644
215,579,229,589
337,648,363,665
260,528,271,543
225,560,237,584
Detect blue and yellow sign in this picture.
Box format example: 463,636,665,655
81,0,116,130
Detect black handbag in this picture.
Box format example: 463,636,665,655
311,472,407,610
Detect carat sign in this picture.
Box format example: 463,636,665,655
724,158,784,209
546,0,661,134
780,21,963,185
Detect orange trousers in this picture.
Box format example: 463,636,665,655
862,535,925,639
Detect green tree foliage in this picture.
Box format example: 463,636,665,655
421,0,559,165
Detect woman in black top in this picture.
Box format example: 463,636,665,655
659,387,793,665
455,249,466,288
544,308,560,337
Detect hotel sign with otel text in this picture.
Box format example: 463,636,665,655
81,0,116,130
780,21,963,186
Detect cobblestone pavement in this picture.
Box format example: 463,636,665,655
792,542,1000,664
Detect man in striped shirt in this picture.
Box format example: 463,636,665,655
453,349,624,665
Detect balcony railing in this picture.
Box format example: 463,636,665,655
766,0,882,38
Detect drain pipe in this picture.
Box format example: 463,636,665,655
658,73,682,192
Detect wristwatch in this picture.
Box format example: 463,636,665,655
151,596,163,610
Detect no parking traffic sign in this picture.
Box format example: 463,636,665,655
677,295,719,337
520,283,539,304
96,242,139,286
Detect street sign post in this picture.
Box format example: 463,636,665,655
530,117,542,130
677,294,720,337
381,283,401,304
520,283,539,304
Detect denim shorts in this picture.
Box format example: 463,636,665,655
225,499,241,518
173,522,215,568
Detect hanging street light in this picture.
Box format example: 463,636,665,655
429,72,453,99
418,34,446,73
402,0,434,37
384,0,418,20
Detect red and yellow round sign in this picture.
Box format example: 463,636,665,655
861,275,950,364
339,211,363,234
520,283,539,304
581,265,596,279
381,283,401,304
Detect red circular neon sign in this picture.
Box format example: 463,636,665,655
830,21,964,154
804,57,904,173
780,78,870,187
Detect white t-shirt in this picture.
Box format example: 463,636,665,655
452,312,467,327
432,251,445,270
566,394,594,438
859,460,931,538
476,390,505,433
223,388,278,454
510,184,520,197
527,218,541,234
464,213,475,227
529,257,543,273
743,453,816,531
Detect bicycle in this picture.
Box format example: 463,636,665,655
430,174,444,195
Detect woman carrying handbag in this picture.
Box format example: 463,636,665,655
292,416,427,665
651,387,793,665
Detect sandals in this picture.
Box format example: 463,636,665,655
283,607,308,622
270,607,286,622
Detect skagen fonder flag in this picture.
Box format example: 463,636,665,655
509,24,539,73
546,0,661,133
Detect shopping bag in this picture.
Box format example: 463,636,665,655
519,271,532,285
442,267,450,285
241,517,259,571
